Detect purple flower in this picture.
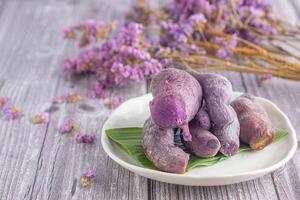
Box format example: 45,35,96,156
62,27,76,40
81,170,95,187
91,82,109,99
216,49,228,58
0,97,10,109
260,74,272,81
107,95,123,109
82,170,95,179
62,92,85,104
32,112,50,124
2,107,23,120
126,0,157,25
75,133,96,144
161,0,275,47
166,0,212,21
188,13,206,24
62,20,116,48
59,119,77,134
214,34,238,58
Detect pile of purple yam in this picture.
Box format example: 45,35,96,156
142,68,275,174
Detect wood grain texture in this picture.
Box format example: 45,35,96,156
0,0,299,200
0,0,148,200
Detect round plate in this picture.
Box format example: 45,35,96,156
101,92,297,186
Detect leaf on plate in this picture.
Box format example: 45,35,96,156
105,128,288,172
106,128,155,169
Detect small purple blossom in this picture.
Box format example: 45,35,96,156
52,93,85,104
188,13,206,24
82,170,95,179
62,92,85,104
63,20,116,47
126,0,157,25
160,21,197,53
214,34,238,58
81,170,95,187
0,97,10,109
32,112,50,124
260,74,273,81
91,82,109,99
166,0,212,21
62,27,76,40
59,119,77,134
2,107,23,120
107,95,123,109
75,133,96,144
216,49,228,58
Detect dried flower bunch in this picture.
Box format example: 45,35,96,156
127,0,300,81
62,0,300,112
63,21,164,99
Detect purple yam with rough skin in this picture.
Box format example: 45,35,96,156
194,73,240,157
142,118,189,174
231,94,275,150
149,68,202,141
183,121,220,158
193,108,211,130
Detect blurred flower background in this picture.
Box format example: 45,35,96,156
62,0,300,105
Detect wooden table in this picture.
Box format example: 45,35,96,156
0,0,299,199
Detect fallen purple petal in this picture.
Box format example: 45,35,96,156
106,95,123,109
75,133,96,144
52,97,65,105
32,112,50,124
0,97,10,109
2,107,23,120
59,119,77,134
81,170,95,187
62,92,86,104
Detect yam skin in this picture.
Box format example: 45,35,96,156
183,120,220,158
142,118,189,174
149,68,202,141
193,108,211,131
231,94,275,150
194,73,240,156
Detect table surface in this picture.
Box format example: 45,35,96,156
0,0,300,199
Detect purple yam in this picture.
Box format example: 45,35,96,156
142,118,189,174
183,121,220,158
231,94,275,150
193,108,211,130
194,73,240,157
149,68,202,141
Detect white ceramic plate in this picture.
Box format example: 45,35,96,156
101,92,297,186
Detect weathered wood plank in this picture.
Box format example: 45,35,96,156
289,0,300,20
0,0,148,200
1,0,300,200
